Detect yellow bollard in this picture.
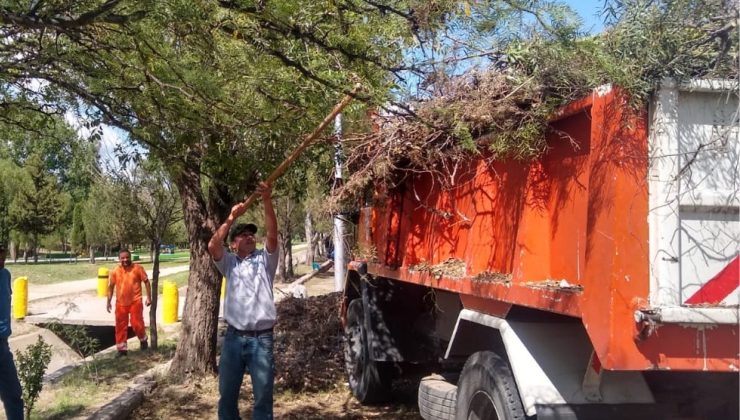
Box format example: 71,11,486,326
12,277,28,319
97,267,110,297
162,281,179,324
221,277,226,298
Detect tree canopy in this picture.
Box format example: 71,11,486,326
0,0,456,374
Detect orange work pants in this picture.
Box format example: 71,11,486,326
115,300,147,351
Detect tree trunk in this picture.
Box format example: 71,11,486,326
276,231,295,283
10,240,16,262
89,245,96,264
285,235,294,278
312,232,320,259
169,162,226,377
32,234,38,263
149,240,161,350
304,212,314,264
277,232,287,282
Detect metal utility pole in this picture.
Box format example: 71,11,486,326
333,113,346,292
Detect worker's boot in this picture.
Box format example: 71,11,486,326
140,340,149,351
116,350,128,358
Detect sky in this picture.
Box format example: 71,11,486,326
64,110,129,172
566,1,606,34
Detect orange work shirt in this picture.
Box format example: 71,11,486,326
110,264,149,306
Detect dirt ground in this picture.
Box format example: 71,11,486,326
135,374,420,419
135,271,423,419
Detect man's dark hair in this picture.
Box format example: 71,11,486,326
119,248,131,256
229,223,258,242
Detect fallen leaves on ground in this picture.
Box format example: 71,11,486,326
274,292,345,392
135,292,420,419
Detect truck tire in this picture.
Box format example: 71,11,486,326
344,299,391,403
455,351,525,420
419,375,457,420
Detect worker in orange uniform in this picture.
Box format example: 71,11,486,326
106,249,151,356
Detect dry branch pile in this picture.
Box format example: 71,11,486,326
274,292,345,393
337,70,550,204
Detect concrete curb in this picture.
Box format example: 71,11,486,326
44,345,120,384
87,360,172,420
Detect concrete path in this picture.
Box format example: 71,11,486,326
25,265,190,327
27,265,190,301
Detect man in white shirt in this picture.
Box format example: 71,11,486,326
208,182,278,420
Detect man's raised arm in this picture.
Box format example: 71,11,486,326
208,202,246,261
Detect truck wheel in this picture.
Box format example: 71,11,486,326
419,375,457,420
455,351,525,420
344,299,391,403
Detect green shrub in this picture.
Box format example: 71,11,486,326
15,336,53,419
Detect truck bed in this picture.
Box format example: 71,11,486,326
355,82,739,372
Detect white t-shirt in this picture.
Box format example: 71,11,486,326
213,246,278,331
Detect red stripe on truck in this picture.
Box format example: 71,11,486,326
685,256,739,305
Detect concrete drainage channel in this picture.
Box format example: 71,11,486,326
37,324,120,354
33,324,172,420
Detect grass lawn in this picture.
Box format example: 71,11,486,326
154,260,322,294
129,250,190,262
9,260,189,285
155,271,189,294
156,251,190,262
11,244,312,286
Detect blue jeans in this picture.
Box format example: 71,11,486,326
0,338,23,420
218,330,274,420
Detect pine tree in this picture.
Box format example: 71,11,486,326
70,203,85,255
0,182,9,247
9,154,63,262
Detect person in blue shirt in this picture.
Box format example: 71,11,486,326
208,182,278,420
324,235,334,260
0,245,23,420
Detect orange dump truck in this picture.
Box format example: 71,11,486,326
341,80,738,420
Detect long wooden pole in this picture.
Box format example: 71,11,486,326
241,83,361,208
